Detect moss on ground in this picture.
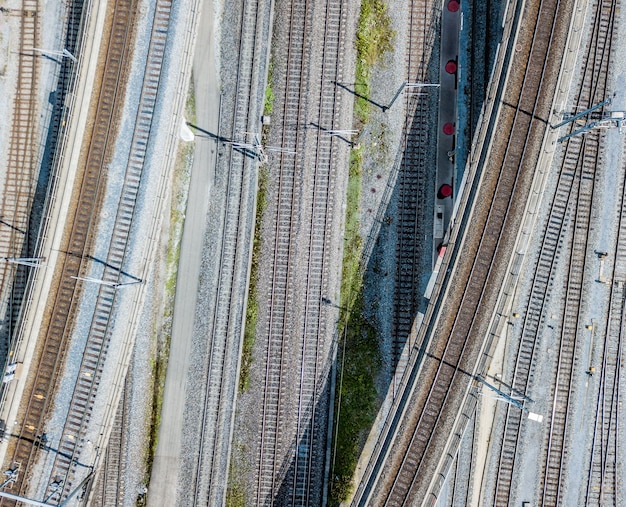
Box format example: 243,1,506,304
330,294,380,504
226,443,249,507
328,146,382,505
263,58,275,116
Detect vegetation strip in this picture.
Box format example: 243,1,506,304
329,0,395,503
141,81,195,495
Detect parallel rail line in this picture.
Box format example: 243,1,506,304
188,0,265,503
256,0,348,504
392,0,440,378
44,1,171,500
583,147,626,507
352,0,574,503
257,0,312,500
288,1,345,503
540,133,598,506
0,0,40,358
93,379,129,506
0,0,137,501
491,0,617,504
585,284,624,505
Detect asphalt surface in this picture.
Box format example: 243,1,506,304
148,0,219,503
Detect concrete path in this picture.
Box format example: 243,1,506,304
148,0,219,503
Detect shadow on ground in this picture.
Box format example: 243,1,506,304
266,0,505,504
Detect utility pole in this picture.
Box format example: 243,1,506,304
71,276,142,289
4,257,45,268
32,47,77,63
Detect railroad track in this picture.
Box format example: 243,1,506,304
0,0,138,501
256,0,312,502
1,0,89,410
40,1,171,500
0,0,40,358
584,282,624,505
351,0,575,503
187,0,266,504
0,0,90,425
287,1,346,503
491,1,617,504
443,404,476,506
491,134,586,504
583,155,626,503
92,379,129,506
467,0,497,142
391,0,440,379
540,133,598,506
254,0,348,504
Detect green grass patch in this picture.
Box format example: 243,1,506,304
226,444,248,507
239,166,269,393
354,0,395,124
330,294,380,504
328,146,382,505
263,58,275,116
327,1,395,500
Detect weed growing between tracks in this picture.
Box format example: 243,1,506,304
226,442,248,506
141,81,195,492
331,297,380,504
329,1,394,502
239,166,269,393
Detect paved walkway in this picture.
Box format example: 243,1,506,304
148,0,215,504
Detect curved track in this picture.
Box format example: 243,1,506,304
352,0,575,503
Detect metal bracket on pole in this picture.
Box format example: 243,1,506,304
325,129,358,137
71,276,142,289
475,375,528,411
551,98,611,129
4,257,46,268
557,121,601,143
32,47,77,62
383,81,440,111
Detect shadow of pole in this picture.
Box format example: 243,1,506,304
420,349,533,407
308,122,356,147
55,250,142,282
186,122,232,143
2,432,93,470
187,122,260,160
333,81,388,111
0,217,26,235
